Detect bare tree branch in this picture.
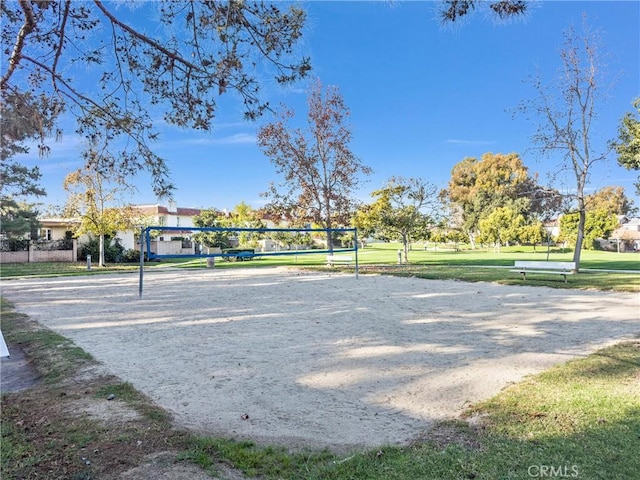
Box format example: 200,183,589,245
0,0,36,89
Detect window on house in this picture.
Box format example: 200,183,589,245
40,228,52,241
177,216,181,227
158,216,166,226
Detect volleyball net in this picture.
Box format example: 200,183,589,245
138,225,359,296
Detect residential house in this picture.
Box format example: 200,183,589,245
132,201,203,255
37,217,78,242
609,217,640,251
133,200,202,234
37,201,203,254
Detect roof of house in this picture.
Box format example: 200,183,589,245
133,204,202,216
611,227,640,240
38,217,80,227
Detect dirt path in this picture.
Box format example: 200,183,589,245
2,268,638,450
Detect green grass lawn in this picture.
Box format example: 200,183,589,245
167,243,640,291
2,243,638,291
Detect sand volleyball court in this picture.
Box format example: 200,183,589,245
2,267,638,450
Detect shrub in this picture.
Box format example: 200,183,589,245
0,238,29,251
79,236,125,263
120,249,148,263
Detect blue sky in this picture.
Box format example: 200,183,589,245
21,1,640,212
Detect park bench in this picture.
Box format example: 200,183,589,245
327,254,353,265
511,261,576,283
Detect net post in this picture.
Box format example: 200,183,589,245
354,227,359,279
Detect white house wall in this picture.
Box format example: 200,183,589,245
117,230,136,250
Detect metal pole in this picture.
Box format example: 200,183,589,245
139,227,144,298
354,228,359,279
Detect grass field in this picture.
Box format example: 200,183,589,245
3,243,637,291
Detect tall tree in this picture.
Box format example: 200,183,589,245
613,98,640,195
1,1,310,197
442,152,534,247
63,166,137,267
1,89,57,201
586,186,635,217
257,79,372,251
477,206,525,253
0,89,49,240
192,209,234,250
354,177,439,263
519,15,613,270
230,202,265,248
560,209,619,250
0,199,40,241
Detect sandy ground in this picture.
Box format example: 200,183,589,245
2,267,638,450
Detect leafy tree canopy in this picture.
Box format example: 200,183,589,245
560,209,619,250
614,98,640,195
257,79,371,250
63,166,138,266
0,198,40,240
585,186,635,217
443,152,537,244
1,0,311,197
477,206,525,252
354,177,439,263
192,208,234,249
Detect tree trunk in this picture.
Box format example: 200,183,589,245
326,228,334,252
468,231,476,249
402,234,409,264
572,208,586,271
99,234,106,267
